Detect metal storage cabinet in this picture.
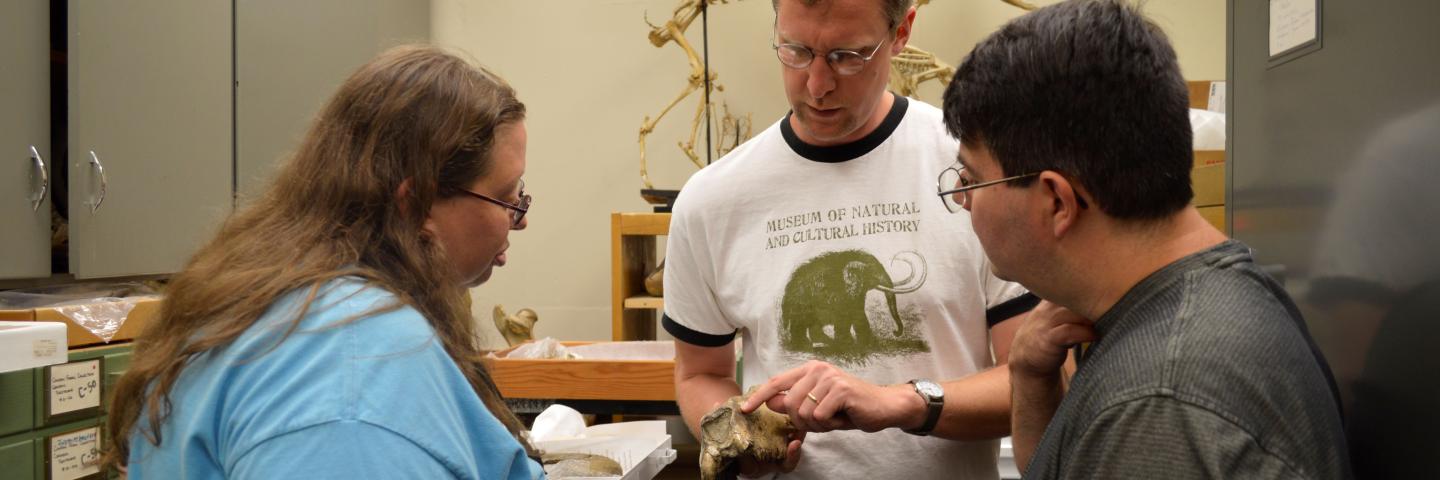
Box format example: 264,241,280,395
67,0,234,278
0,0,52,280
235,0,429,202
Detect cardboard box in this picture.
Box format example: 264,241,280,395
1191,163,1226,207
0,297,159,347
535,420,677,480
1198,206,1228,234
1194,149,1225,168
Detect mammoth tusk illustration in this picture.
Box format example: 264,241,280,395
875,251,927,295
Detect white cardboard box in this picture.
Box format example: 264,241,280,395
0,321,68,373
536,420,677,480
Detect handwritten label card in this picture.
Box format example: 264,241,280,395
48,360,101,416
48,426,101,480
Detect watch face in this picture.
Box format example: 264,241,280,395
916,381,943,398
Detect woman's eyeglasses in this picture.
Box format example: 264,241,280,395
459,179,531,228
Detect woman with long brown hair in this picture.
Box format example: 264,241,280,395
107,45,543,479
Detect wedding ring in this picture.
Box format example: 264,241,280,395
806,392,820,403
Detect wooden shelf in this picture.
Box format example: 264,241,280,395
616,212,672,236
623,295,665,310
611,212,671,341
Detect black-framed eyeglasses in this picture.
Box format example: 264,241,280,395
937,164,1039,212
459,179,531,228
773,36,888,76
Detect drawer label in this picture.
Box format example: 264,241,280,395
48,360,102,416
48,426,101,480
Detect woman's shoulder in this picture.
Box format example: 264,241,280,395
216,278,480,457
247,277,437,351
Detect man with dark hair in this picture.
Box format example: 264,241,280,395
664,0,1036,478
940,0,1351,478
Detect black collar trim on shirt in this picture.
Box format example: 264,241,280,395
780,92,909,163
985,292,1040,328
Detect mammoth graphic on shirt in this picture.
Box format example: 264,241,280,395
779,249,931,366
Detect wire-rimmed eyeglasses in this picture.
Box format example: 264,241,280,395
459,179,531,228
773,37,888,76
937,164,1039,212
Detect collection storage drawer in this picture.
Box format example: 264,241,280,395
0,435,36,480
0,370,35,437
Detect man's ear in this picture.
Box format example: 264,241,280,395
893,7,917,53
1038,171,1086,238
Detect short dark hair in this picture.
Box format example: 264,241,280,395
942,0,1193,220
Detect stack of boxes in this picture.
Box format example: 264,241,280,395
0,298,156,480
1188,80,1228,234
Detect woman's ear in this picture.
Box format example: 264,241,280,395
397,178,438,238
1038,171,1086,238
395,178,414,213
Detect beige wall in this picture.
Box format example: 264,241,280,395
431,0,1225,349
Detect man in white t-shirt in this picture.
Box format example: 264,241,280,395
663,1,1035,478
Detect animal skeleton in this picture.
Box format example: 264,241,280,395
639,0,1038,193
638,0,753,193
890,0,1036,96
888,44,955,97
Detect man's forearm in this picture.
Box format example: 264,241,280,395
928,365,1013,440
677,372,744,437
1011,372,1065,475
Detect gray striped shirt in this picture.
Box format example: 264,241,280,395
1024,240,1351,479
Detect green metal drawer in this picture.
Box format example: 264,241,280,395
0,434,35,480
0,369,35,437
101,349,132,413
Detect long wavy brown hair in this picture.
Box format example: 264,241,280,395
105,45,534,469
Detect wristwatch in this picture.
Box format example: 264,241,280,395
904,379,945,436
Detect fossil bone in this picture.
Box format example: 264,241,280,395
699,392,797,480
541,452,624,478
644,259,666,297
492,304,539,347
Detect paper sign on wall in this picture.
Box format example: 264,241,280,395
1270,0,1318,57
48,426,102,480
48,360,101,416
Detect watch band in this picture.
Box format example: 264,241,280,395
904,379,944,436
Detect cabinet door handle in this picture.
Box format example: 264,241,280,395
88,150,108,214
29,145,49,212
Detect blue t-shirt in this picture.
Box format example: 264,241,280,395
127,278,544,479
